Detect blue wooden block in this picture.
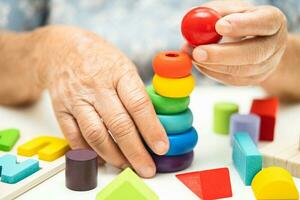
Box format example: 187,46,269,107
166,127,198,156
0,154,39,184
158,109,193,134
232,133,262,186
230,114,260,145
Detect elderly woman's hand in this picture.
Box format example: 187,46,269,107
183,1,288,86
34,26,169,177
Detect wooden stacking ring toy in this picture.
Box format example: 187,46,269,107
153,74,195,98
166,127,198,156
153,51,192,78
158,109,193,134
146,85,190,114
152,151,194,173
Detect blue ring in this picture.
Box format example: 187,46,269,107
166,127,198,156
158,109,193,134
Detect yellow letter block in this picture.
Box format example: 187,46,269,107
153,74,195,98
251,166,299,200
17,136,70,161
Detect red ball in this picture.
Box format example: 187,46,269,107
181,7,222,46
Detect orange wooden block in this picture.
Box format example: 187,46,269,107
176,167,232,199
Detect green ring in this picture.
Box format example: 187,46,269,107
146,85,190,114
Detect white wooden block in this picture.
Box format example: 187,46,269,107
259,141,297,167
0,153,65,200
273,144,299,168
299,135,300,150
287,153,300,178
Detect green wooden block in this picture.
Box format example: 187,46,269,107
146,85,190,114
96,168,159,200
0,129,20,151
213,102,239,135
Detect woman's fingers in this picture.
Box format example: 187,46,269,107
216,6,285,37
193,46,285,77
202,0,252,16
116,69,169,155
95,88,156,178
72,101,128,169
193,32,284,67
196,67,269,86
55,111,90,149
55,110,106,165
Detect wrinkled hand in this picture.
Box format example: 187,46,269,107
183,1,288,86
37,26,169,177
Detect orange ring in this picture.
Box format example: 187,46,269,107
152,51,192,78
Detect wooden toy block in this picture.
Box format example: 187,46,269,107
250,97,278,141
251,166,299,200
260,141,300,178
165,127,198,156
259,141,296,168
273,144,299,168
0,129,20,151
229,114,260,145
152,151,194,173
146,85,190,114
299,135,300,150
152,51,192,78
152,74,195,98
0,154,39,184
213,102,239,135
287,153,300,178
0,153,65,200
232,133,262,185
96,168,159,200
17,136,69,161
65,149,98,191
158,108,193,134
176,167,232,199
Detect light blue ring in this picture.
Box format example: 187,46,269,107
158,108,193,134
166,127,198,156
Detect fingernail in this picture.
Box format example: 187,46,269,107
154,141,167,154
141,166,155,177
194,48,207,62
218,20,232,33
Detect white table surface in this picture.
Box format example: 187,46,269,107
1,86,300,200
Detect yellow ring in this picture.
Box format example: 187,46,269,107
153,74,195,98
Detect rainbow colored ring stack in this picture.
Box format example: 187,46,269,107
147,51,198,173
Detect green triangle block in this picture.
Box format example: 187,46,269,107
96,168,159,200
0,128,20,151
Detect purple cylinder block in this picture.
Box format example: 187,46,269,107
152,151,194,173
230,113,261,145
65,149,98,191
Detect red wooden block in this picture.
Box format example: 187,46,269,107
250,97,279,141
176,167,232,199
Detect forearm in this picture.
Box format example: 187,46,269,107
0,31,43,106
261,34,300,101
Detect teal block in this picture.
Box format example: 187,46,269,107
158,109,193,134
0,154,39,184
0,128,20,151
232,132,262,186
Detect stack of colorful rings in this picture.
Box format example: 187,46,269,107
147,51,198,173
